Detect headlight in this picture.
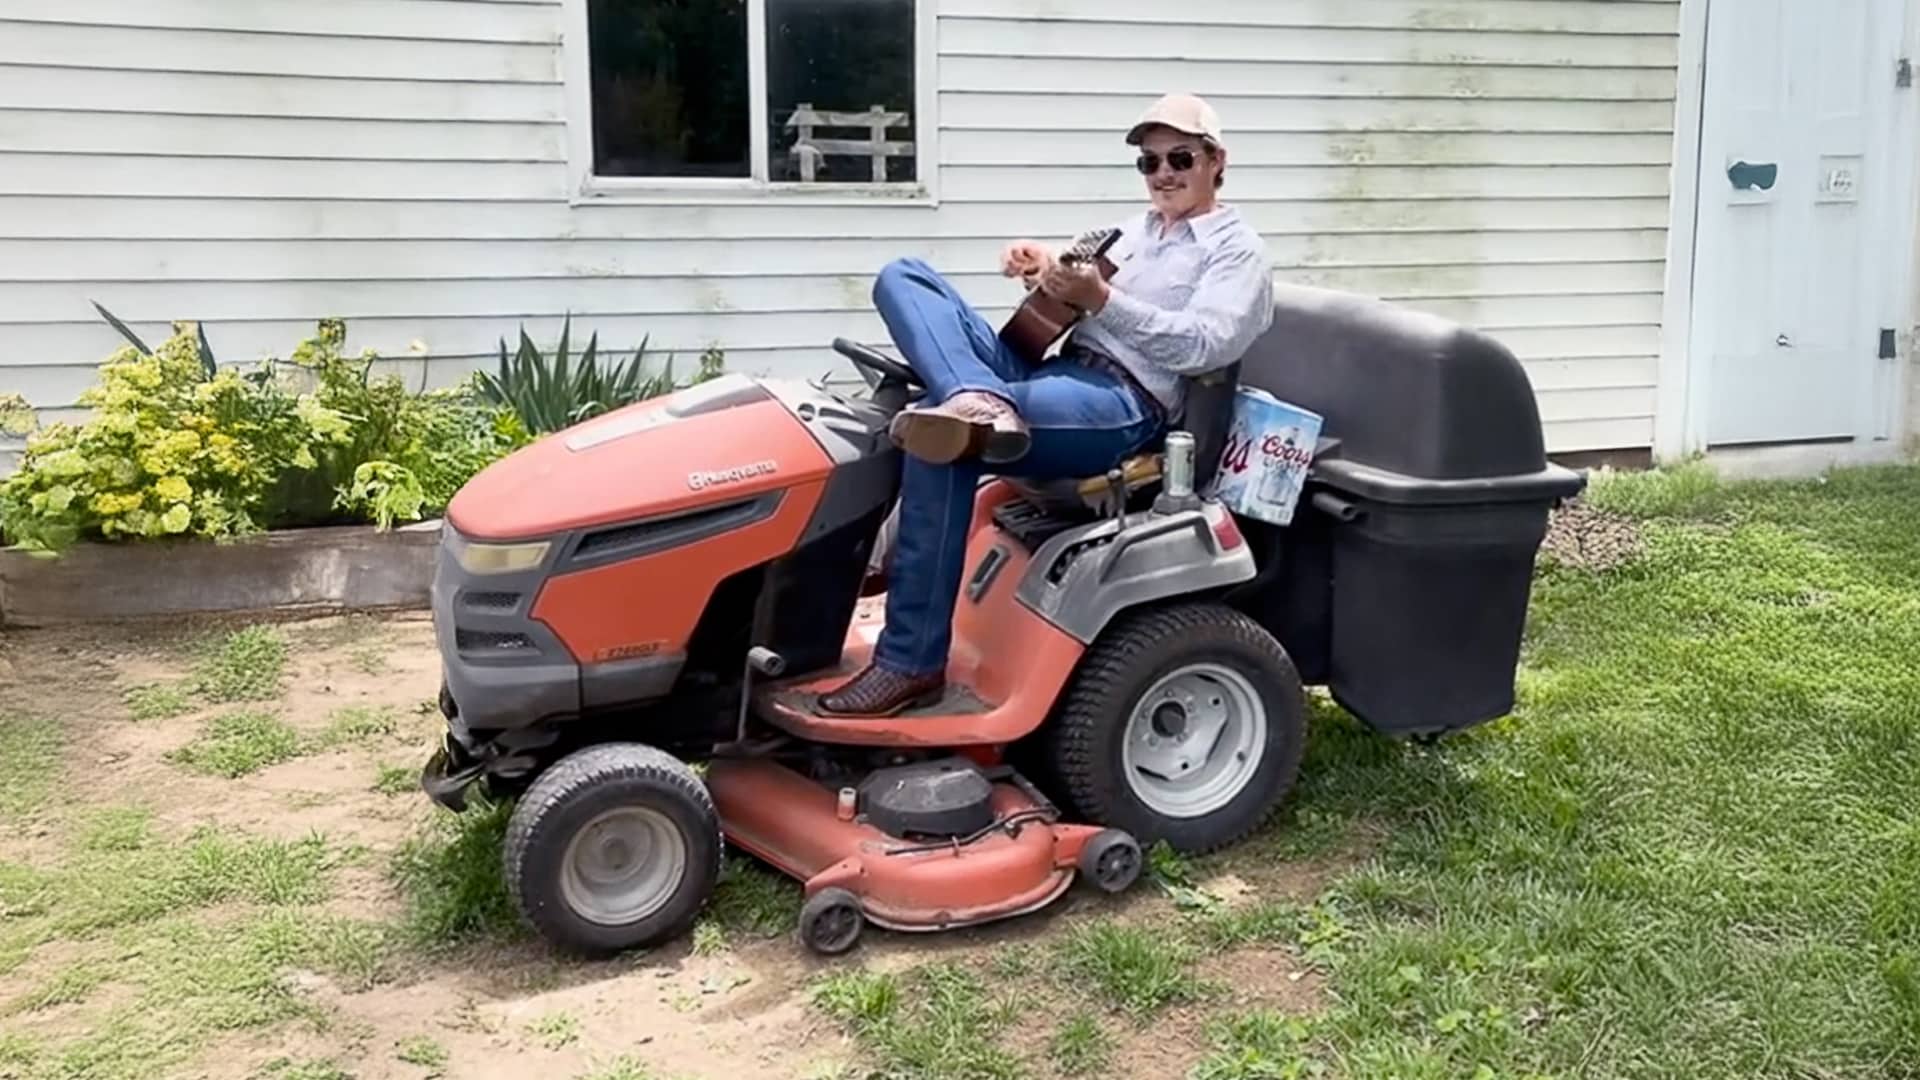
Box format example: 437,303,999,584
453,539,551,575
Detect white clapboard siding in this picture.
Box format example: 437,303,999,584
5,0,560,43
7,66,562,122
0,21,559,82
940,0,1680,34
940,94,1676,134
0,0,1683,456
939,58,1680,101
0,263,1669,324
0,196,1675,241
0,110,566,163
0,233,1671,283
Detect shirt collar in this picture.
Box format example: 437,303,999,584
1143,204,1239,242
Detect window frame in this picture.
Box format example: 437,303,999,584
560,0,939,205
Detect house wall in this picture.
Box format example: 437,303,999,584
0,0,1683,474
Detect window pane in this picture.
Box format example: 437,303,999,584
589,0,750,177
766,0,916,184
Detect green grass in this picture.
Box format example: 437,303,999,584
1046,1012,1109,1076
5,960,109,1014
389,799,518,946
0,827,335,957
689,919,729,956
1189,1010,1322,1080
706,856,799,937
77,806,154,853
373,763,417,796
317,705,400,748
192,625,288,703
396,1035,448,1074
124,681,193,721
349,644,390,676
527,1010,581,1050
813,965,1026,1080
1053,920,1208,1016
168,711,304,778
0,712,61,821
0,830,383,1080
572,1056,658,1080
258,1058,354,1080
1194,462,1920,1078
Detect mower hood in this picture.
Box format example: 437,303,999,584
446,375,838,541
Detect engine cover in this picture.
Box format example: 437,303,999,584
858,757,995,838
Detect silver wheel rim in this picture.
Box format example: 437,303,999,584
1120,663,1267,818
559,806,688,926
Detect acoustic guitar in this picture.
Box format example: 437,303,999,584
998,228,1122,364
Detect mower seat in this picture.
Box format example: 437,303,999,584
1002,361,1241,519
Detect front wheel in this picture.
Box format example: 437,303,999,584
1046,604,1306,854
503,744,721,956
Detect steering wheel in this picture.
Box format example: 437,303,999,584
833,338,920,388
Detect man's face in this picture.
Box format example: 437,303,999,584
1137,127,1219,218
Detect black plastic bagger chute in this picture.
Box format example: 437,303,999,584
1225,283,1587,738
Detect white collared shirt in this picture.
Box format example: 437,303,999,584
1069,204,1275,415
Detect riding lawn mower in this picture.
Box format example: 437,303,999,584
419,283,1585,956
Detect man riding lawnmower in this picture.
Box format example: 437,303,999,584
821,92,1277,719
419,92,1584,957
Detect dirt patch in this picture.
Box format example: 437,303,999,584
1542,498,1644,571
1206,946,1325,1014
191,938,851,1080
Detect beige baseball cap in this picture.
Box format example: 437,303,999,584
1126,93,1224,147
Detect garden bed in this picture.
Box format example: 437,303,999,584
0,520,440,627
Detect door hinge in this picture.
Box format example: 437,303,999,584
1880,328,1898,360
1899,57,1913,88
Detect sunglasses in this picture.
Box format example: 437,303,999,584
1135,148,1199,174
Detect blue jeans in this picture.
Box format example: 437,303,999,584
869,257,1164,676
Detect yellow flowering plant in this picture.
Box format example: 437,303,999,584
0,314,617,554
0,323,351,552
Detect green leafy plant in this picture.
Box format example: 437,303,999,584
337,461,427,531
474,316,724,435
276,317,524,529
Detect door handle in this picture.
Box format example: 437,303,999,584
1776,334,1792,348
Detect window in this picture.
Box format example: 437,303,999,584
572,0,928,194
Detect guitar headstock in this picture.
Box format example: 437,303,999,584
1060,227,1122,267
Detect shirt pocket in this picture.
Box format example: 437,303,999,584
1148,245,1208,309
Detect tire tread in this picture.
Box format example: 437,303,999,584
503,743,719,953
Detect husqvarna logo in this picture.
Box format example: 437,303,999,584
688,460,778,490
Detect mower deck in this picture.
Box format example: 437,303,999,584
705,757,1113,935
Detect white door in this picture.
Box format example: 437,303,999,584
1693,0,1907,446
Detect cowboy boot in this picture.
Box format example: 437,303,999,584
888,391,1030,465
817,663,946,718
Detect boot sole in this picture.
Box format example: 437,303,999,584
890,412,1030,466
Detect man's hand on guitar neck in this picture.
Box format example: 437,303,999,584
1000,239,1056,289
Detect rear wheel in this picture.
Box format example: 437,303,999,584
504,744,721,956
1047,603,1306,853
